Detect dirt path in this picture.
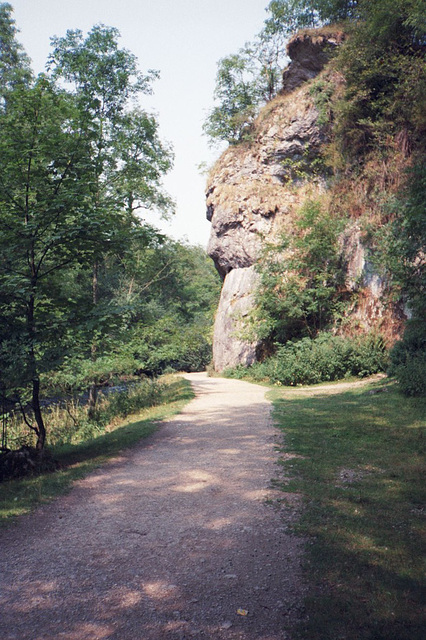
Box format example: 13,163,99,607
0,373,304,640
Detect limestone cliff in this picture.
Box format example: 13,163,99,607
206,31,406,372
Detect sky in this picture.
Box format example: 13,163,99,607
10,0,270,247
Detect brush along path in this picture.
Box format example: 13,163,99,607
0,373,304,640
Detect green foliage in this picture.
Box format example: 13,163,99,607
0,72,103,448
203,2,292,145
255,200,347,344
0,2,31,98
389,319,426,396
309,78,334,126
374,163,426,396
84,379,166,434
6,377,167,450
205,0,425,148
272,381,425,639
130,319,213,375
0,13,216,451
264,0,359,37
203,52,260,144
380,164,426,315
334,1,426,160
226,333,388,385
37,239,221,393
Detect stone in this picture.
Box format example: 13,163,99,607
212,267,260,372
282,31,345,93
206,29,405,371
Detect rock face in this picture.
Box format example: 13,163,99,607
282,31,345,93
212,266,259,371
206,31,404,372
206,85,327,280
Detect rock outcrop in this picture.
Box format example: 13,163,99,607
206,30,405,372
282,30,345,93
212,266,259,371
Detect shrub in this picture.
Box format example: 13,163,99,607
389,319,426,396
5,378,167,449
255,200,348,345
226,333,389,386
134,320,212,375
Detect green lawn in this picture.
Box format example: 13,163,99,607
270,378,425,640
0,377,194,527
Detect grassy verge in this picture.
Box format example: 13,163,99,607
270,378,425,640
0,376,194,528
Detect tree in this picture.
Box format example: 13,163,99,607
48,25,174,413
0,77,98,449
0,21,174,448
203,0,359,145
264,0,359,35
0,2,31,102
111,107,174,217
203,52,260,144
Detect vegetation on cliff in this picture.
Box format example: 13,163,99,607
206,0,425,394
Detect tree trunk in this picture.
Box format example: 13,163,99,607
27,288,46,450
88,261,98,419
32,378,46,451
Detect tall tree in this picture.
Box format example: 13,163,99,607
0,77,98,449
0,2,31,102
203,52,260,145
48,25,174,413
0,22,173,448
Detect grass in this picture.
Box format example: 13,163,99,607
0,377,194,528
269,378,425,640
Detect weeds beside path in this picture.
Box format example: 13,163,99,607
0,377,194,526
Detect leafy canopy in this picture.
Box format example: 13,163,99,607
0,12,176,448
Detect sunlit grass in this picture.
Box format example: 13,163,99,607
0,377,194,527
270,378,425,640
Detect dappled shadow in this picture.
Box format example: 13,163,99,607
0,374,303,640
272,383,425,640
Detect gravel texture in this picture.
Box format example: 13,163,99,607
0,373,305,640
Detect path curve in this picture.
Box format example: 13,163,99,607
0,373,304,640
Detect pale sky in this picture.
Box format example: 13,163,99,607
10,0,270,247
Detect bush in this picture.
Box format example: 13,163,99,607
5,378,167,449
389,319,426,396
134,320,212,376
226,333,389,386
95,379,166,422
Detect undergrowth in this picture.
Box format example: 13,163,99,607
5,377,169,450
225,333,388,386
0,377,194,526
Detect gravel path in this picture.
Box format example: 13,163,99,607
0,373,304,640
